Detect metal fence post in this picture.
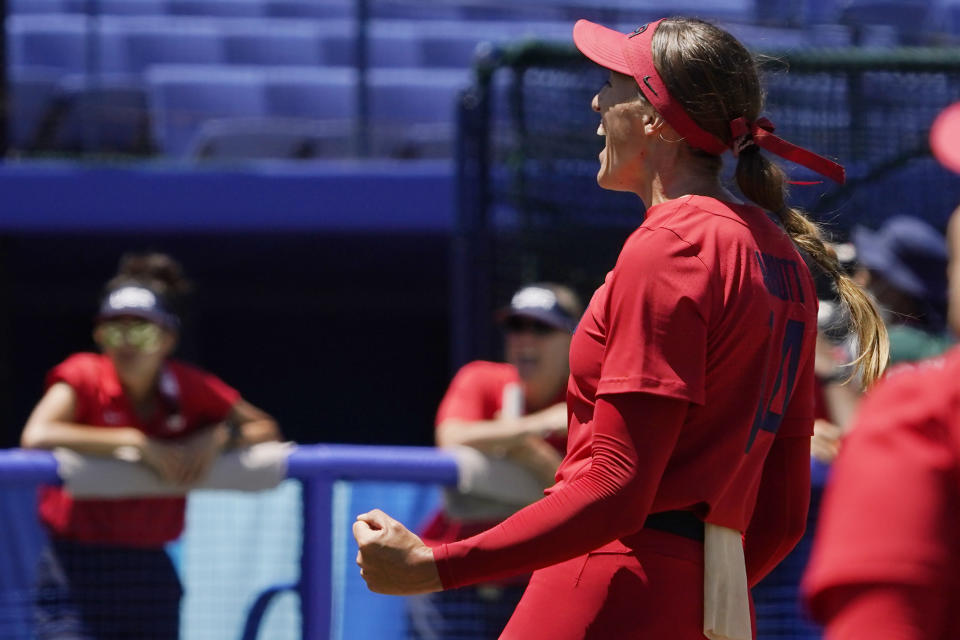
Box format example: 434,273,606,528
300,474,334,640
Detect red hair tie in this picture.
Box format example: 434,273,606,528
729,117,845,184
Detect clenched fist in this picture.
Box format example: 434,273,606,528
353,509,443,595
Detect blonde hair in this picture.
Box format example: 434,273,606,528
649,17,888,385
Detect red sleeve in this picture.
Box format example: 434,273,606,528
812,584,949,640
45,353,98,421
596,228,711,404
433,391,687,589
434,362,507,426
743,435,810,587
176,363,241,423
802,371,960,615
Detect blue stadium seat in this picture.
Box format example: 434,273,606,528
366,68,471,157
8,15,89,72
265,0,353,19
98,18,225,74
840,0,932,45
221,22,350,67
188,117,355,158
99,0,170,16
724,23,811,50
222,27,321,66
167,0,265,17
9,0,74,15
48,74,153,153
316,31,356,67
264,67,358,121
8,67,63,150
146,65,268,155
366,33,425,68
368,3,464,20
147,65,358,156
364,19,571,69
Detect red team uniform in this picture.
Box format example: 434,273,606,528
39,352,240,545
432,195,818,638
34,352,240,639
803,348,960,640
420,360,566,546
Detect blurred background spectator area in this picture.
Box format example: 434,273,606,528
0,2,958,640
6,0,960,160
2,0,960,448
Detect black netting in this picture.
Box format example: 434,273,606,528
456,45,960,359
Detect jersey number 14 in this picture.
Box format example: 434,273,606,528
746,313,805,452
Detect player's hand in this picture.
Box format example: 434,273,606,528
353,509,442,595
525,403,568,437
138,437,188,485
811,419,842,463
177,424,228,486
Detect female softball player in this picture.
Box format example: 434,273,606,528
21,252,281,640
354,17,888,639
801,103,960,640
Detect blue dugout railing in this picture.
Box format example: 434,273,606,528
0,446,828,640
0,444,459,640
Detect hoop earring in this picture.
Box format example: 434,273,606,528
659,131,686,144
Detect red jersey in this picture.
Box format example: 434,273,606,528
802,348,960,639
39,352,240,547
434,196,817,588
558,195,817,529
422,360,566,545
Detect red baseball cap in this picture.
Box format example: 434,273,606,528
930,101,960,174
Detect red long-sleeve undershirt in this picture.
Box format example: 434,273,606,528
433,391,810,590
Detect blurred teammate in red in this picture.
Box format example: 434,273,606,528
354,17,888,639
801,103,960,640
410,283,581,639
20,253,281,640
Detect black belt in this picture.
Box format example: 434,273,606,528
642,510,705,542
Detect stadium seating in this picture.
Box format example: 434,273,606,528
6,0,956,160
146,65,359,156
264,0,353,19
50,75,153,153
8,67,63,150
366,68,471,157
99,0,170,15
188,117,355,158
8,15,89,72
220,22,328,66
98,19,226,73
10,0,78,14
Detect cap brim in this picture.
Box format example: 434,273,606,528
97,309,179,329
572,19,632,76
931,102,960,174
496,308,575,333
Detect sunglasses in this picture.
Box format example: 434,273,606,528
504,316,558,335
98,321,165,353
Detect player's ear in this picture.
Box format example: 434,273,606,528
645,112,668,136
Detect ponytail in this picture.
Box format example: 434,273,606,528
736,150,889,387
